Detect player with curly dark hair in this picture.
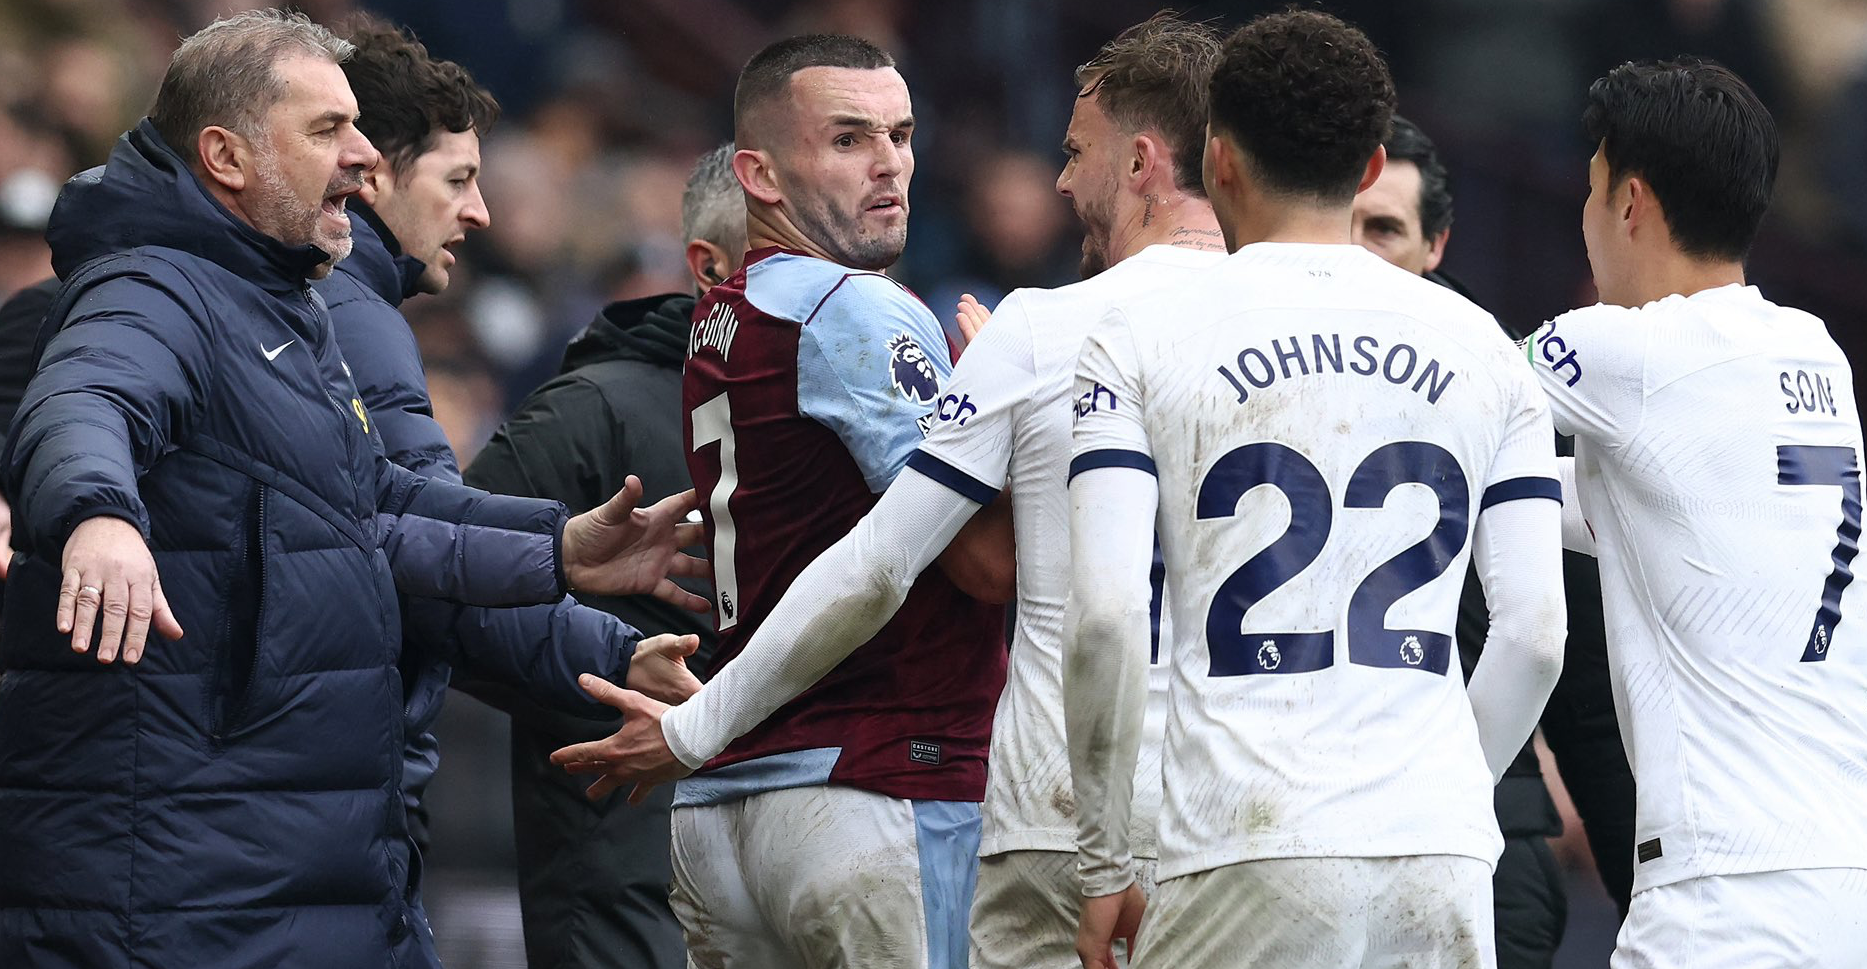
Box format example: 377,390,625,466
1067,9,1567,968
1203,8,1394,230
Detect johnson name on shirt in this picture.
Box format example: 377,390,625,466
1215,332,1457,406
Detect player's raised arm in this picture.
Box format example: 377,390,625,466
656,470,989,770
1466,369,1568,780
1063,313,1155,909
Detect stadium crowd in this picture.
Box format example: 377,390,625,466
2,2,1866,969
11,0,1867,455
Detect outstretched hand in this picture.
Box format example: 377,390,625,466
551,674,696,804
625,632,703,705
58,515,185,664
560,476,710,611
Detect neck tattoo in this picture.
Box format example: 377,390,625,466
1142,194,1157,228
1169,225,1225,251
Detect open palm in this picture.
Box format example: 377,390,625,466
561,476,711,611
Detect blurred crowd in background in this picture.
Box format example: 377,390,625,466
6,0,1867,965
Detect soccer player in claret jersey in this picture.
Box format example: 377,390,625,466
552,15,1224,969
556,34,1014,969
1065,11,1569,968
1529,60,1867,966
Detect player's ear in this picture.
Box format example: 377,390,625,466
1202,127,1231,196
1130,132,1156,184
732,148,782,206
1356,145,1386,195
1624,175,1652,238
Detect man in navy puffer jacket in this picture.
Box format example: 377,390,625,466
0,11,703,969
312,18,704,933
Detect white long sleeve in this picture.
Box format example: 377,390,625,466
1465,494,1568,781
1556,456,1598,555
660,467,982,768
1063,464,1157,897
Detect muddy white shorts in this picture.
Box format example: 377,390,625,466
1133,855,1495,969
967,849,1159,969
669,785,979,969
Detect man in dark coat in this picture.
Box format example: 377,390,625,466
312,20,704,914
0,278,56,592
0,12,702,969
457,141,740,969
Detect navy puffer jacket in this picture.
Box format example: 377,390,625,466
0,121,569,969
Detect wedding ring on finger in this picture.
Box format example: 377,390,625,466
78,585,102,598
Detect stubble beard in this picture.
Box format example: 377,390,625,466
251,145,354,266
1076,193,1114,280
791,192,906,271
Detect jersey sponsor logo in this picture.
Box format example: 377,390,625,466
1073,382,1118,421
690,302,741,361
1781,369,1841,416
908,739,943,765
1530,321,1582,387
935,392,977,426
886,333,939,403
1215,333,1458,405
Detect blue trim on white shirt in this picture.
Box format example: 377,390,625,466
907,451,1000,505
1479,476,1563,509
1068,449,1158,483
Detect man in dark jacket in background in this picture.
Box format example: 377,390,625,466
0,279,55,585
313,19,704,918
460,141,741,969
1351,114,1639,966
0,12,704,969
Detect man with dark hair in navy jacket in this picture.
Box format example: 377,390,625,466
0,11,704,969
313,19,705,933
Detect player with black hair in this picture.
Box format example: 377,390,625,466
1529,57,1867,966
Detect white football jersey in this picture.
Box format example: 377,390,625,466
914,245,1224,859
1530,284,1867,893
1072,242,1557,881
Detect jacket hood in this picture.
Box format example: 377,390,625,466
47,120,332,290
559,292,693,373
337,203,427,307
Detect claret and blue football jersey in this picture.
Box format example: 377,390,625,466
679,247,1007,807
